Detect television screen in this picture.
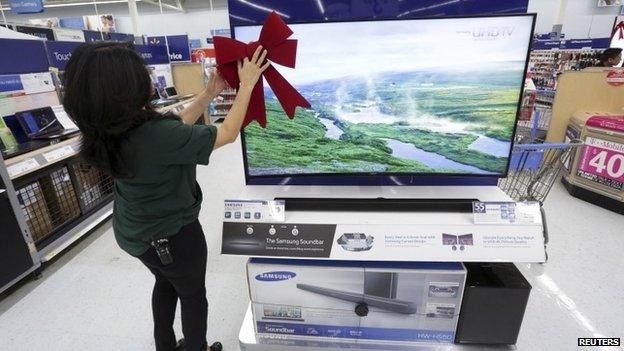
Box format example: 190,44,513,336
234,15,535,180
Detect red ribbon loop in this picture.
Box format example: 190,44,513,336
214,12,311,128
616,21,624,40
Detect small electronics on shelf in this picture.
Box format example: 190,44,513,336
15,106,78,140
164,86,195,101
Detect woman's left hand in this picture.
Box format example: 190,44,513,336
205,70,228,97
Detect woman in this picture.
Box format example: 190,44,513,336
63,42,268,351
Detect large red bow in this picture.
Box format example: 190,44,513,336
615,21,624,40
213,12,311,128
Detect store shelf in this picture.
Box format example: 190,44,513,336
37,201,112,262
4,136,81,180
155,97,195,114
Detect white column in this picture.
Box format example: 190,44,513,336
553,0,568,33
127,0,141,37
1,1,8,27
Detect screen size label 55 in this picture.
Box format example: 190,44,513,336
472,201,541,225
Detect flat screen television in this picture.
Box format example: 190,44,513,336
234,14,536,185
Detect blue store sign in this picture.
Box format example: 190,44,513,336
134,45,170,65
109,32,135,43
147,35,190,62
9,0,43,14
83,30,113,42
46,41,81,70
0,75,24,93
0,38,50,74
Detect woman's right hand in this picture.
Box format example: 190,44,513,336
237,46,270,90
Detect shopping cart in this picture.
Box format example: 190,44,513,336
516,107,553,143
499,139,584,203
498,139,583,253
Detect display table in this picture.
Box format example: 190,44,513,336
227,186,543,348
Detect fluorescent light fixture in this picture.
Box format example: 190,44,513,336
315,0,325,14
398,0,460,17
239,0,290,18
229,14,256,23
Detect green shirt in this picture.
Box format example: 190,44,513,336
113,117,217,256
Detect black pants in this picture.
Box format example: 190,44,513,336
138,220,208,351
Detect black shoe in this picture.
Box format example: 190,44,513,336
209,342,223,351
174,339,186,351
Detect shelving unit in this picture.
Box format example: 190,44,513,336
521,47,605,139
210,89,236,124
528,49,604,90
0,38,115,292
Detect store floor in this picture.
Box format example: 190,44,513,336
0,138,623,351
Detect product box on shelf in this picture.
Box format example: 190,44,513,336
71,163,106,210
48,167,81,222
564,111,624,213
0,116,18,151
16,181,54,242
247,258,466,344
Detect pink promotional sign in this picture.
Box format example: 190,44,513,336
586,116,624,133
577,137,624,190
606,70,624,87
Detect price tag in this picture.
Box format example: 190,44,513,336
19,72,55,94
473,201,541,225
7,158,40,178
224,200,285,222
43,145,75,163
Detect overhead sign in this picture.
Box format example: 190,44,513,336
147,35,191,62
189,39,202,49
9,0,44,14
134,44,170,65
532,37,611,50
211,29,231,38
46,41,81,70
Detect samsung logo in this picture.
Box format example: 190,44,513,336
255,271,296,282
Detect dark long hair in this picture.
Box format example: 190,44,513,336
63,42,159,178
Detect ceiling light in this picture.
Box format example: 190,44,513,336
239,0,290,18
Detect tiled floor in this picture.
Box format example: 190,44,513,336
0,138,623,351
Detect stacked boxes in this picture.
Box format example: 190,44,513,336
247,259,466,344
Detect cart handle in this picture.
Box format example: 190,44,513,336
513,140,584,151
